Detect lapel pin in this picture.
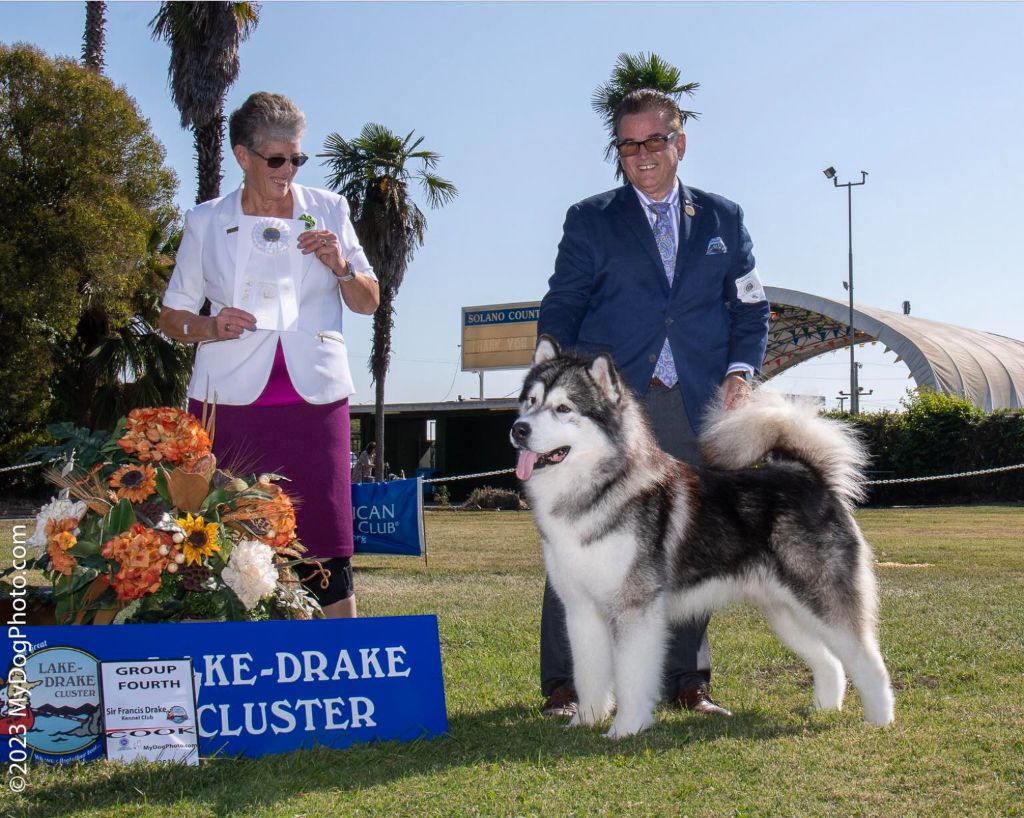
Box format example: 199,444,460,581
226,226,239,234
684,201,696,217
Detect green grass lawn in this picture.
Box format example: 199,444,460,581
1,506,1022,817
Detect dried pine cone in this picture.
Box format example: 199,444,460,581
136,500,169,526
180,563,212,592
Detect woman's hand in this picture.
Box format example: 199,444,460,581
298,229,346,276
212,307,257,341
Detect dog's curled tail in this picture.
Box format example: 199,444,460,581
700,388,868,507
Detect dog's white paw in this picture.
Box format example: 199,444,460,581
863,693,895,726
812,693,844,711
604,713,654,739
574,701,611,727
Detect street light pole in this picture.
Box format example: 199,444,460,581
823,167,868,413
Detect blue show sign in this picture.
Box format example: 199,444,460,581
352,477,425,557
1,617,447,762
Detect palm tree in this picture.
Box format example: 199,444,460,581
82,1,106,72
319,124,457,479
591,51,700,178
150,2,259,204
87,225,193,429
56,224,192,429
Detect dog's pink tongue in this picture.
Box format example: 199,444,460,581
516,450,539,481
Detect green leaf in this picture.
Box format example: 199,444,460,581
100,418,128,455
101,498,137,538
76,514,102,543
199,488,233,515
52,565,100,599
69,539,102,557
155,466,173,505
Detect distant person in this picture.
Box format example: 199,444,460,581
352,442,376,484
160,91,380,619
535,87,770,717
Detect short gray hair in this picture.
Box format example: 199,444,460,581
228,92,307,150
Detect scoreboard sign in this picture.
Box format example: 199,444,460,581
461,301,540,371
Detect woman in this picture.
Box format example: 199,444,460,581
159,92,379,618
351,442,376,484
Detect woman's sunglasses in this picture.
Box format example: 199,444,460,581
249,148,309,169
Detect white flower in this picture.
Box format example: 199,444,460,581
221,539,278,609
29,497,87,556
252,217,290,255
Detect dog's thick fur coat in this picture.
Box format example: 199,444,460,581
512,338,895,737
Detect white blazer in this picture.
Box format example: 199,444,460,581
163,184,375,405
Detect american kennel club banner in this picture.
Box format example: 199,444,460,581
1,617,447,762
351,477,426,557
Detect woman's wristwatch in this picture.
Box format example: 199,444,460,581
335,259,357,283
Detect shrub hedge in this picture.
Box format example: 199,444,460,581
4,391,1021,509
832,390,1024,505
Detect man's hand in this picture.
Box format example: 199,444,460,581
721,373,752,410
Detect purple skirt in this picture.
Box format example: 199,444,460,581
188,342,353,559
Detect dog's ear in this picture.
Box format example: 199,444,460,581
533,335,560,365
588,354,621,404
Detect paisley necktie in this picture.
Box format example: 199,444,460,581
649,202,678,387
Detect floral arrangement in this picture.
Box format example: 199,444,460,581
23,407,322,624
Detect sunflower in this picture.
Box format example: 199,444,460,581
177,513,221,565
108,463,157,503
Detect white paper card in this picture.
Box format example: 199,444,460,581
101,658,199,765
232,216,305,332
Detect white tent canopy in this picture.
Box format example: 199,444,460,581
762,287,1024,411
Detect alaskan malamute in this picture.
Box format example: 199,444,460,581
511,337,895,738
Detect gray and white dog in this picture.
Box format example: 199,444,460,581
511,337,894,738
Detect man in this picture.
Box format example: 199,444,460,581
536,88,770,718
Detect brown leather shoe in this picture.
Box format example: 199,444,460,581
541,683,578,717
672,682,732,716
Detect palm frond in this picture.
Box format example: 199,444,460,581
416,171,458,209
149,2,260,128
591,50,700,132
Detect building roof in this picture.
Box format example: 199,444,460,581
349,398,519,416
764,287,1024,410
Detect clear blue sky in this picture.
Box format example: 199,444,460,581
3,1,1022,411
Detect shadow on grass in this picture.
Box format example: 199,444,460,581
18,704,831,817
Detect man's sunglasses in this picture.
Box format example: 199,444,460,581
249,148,309,168
615,133,676,158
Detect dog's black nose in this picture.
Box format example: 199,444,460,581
511,421,531,442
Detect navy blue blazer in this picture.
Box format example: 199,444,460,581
538,182,770,432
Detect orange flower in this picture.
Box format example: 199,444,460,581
49,530,77,551
117,408,211,467
45,517,79,575
108,463,157,503
222,487,299,552
101,524,173,601
47,541,77,576
45,516,78,543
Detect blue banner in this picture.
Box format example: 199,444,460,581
1,617,447,762
352,477,425,557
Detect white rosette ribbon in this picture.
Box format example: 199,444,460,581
251,217,291,255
